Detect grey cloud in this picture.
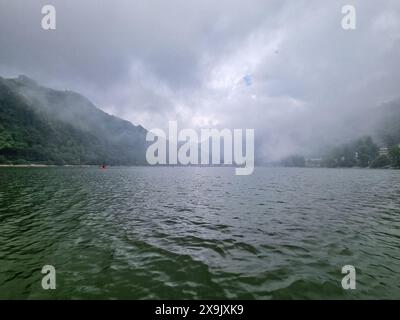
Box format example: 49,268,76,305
0,0,399,161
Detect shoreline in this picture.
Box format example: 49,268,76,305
0,164,399,170
0,164,92,168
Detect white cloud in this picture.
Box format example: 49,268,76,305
1,0,400,160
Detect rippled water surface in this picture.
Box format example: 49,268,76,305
1,167,400,299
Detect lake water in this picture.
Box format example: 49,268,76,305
0,167,399,299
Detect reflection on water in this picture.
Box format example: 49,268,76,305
0,167,400,299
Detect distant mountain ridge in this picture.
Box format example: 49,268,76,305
0,75,148,165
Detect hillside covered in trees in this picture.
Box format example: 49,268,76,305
0,75,148,165
1,75,399,168
321,136,400,168
281,99,400,169
282,137,400,169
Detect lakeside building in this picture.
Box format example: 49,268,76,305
379,147,389,156
305,158,322,167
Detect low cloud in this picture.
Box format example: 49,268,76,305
1,0,399,161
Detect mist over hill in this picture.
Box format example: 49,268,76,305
0,75,148,165
278,98,400,168
1,75,400,167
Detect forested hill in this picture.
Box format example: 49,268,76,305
279,99,400,169
0,75,148,165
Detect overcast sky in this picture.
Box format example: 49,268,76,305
1,0,399,160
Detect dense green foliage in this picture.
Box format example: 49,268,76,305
0,76,148,165
389,145,400,168
321,136,400,169
322,136,379,168
282,136,400,169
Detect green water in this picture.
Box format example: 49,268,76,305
0,167,399,299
